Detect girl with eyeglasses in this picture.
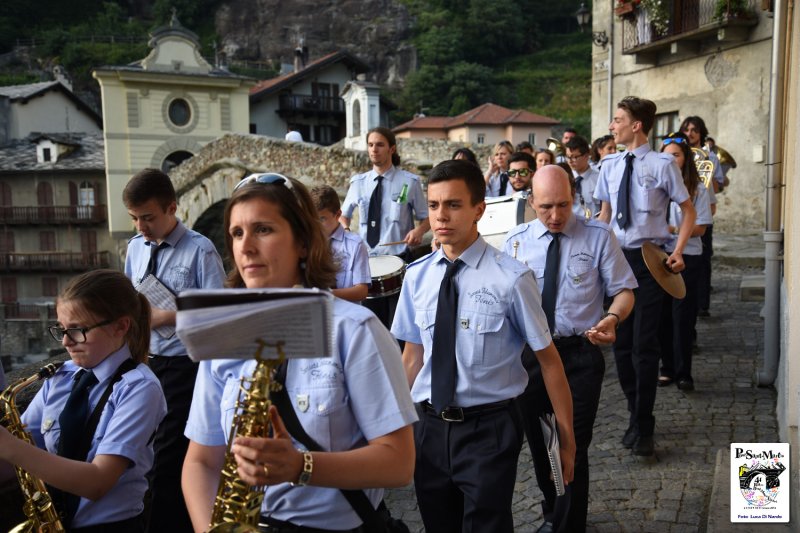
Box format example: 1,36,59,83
182,173,416,533
0,269,167,531
656,133,714,392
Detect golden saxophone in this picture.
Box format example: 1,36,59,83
1,361,66,533
208,340,285,533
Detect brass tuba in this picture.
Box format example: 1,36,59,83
1,361,66,533
546,137,565,159
692,147,715,190
207,340,285,533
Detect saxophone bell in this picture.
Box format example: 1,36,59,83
1,361,66,533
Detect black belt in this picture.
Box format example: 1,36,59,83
553,335,589,350
422,399,512,422
259,515,364,533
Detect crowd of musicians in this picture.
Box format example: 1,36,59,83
0,96,735,533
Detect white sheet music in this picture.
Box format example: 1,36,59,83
540,413,566,496
175,288,333,361
135,274,177,339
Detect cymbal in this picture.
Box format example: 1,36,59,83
641,242,686,299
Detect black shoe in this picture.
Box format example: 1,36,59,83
698,309,710,317
633,435,655,456
658,375,673,387
535,521,554,533
622,426,638,448
677,379,695,391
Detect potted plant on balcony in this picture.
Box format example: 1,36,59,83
714,0,755,21
641,0,670,36
615,0,641,17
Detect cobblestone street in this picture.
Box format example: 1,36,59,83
385,261,778,532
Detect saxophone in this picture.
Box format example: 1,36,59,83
1,361,66,533
208,340,285,533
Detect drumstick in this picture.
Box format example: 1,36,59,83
379,240,406,246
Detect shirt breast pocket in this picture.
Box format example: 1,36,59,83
389,200,406,224
288,383,350,452
469,312,505,366
635,174,662,213
357,199,368,227
566,262,599,301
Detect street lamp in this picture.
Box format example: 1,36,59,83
575,2,610,49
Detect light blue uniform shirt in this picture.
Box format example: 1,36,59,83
125,220,226,356
503,217,638,338
665,182,714,255
330,224,372,289
594,143,690,249
341,166,428,257
391,236,551,407
185,298,416,530
485,171,508,198
22,346,166,528
572,166,600,218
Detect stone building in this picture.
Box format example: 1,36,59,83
0,132,111,359
92,14,253,238
590,0,772,232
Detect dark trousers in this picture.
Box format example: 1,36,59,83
413,401,523,533
519,340,605,533
615,249,665,438
659,254,701,381
697,225,713,312
145,355,197,533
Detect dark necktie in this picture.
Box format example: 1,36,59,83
575,175,583,197
541,232,561,333
145,241,165,278
431,259,464,413
366,175,384,248
499,171,509,196
56,369,98,525
616,153,635,229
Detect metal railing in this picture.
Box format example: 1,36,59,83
0,205,107,225
2,303,56,320
278,94,345,114
621,0,758,51
0,251,111,272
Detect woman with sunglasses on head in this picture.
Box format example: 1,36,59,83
656,133,714,392
484,140,515,197
0,269,167,532
182,173,416,533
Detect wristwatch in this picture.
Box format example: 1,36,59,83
294,451,313,486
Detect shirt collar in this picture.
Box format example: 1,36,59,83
330,224,346,242
532,216,576,240
630,143,652,159
86,343,134,384
147,219,186,249
434,235,487,271
372,165,396,181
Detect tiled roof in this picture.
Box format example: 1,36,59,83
394,103,560,132
250,50,370,101
0,133,105,173
0,81,62,100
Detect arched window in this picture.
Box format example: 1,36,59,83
352,100,361,137
161,151,194,173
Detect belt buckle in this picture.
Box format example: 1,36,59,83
440,406,464,422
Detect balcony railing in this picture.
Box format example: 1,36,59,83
277,94,345,115
621,0,759,53
0,251,111,272
2,303,56,320
0,205,107,225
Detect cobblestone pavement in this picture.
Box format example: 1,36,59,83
384,262,776,532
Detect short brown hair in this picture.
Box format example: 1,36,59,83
223,176,337,290
428,159,485,205
122,168,177,211
617,96,657,135
310,185,341,214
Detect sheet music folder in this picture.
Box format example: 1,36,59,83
540,412,566,497
175,288,333,362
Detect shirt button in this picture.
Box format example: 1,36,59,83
318,404,326,412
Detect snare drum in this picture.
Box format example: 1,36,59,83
367,255,406,299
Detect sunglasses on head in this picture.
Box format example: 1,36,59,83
662,137,687,146
233,173,294,192
507,168,533,178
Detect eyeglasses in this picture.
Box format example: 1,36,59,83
507,168,533,178
233,173,294,193
662,137,687,146
566,153,589,162
48,319,113,344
